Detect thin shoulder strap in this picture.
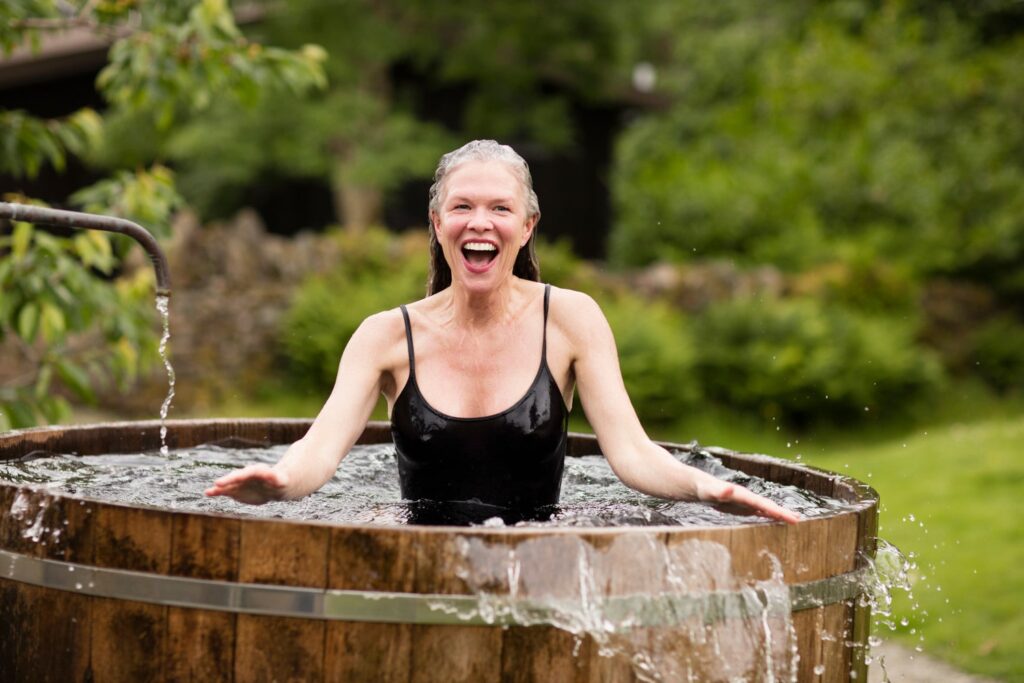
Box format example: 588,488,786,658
542,284,551,360
399,305,416,375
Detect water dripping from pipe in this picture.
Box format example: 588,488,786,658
156,295,176,457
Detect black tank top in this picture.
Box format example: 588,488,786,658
390,284,569,524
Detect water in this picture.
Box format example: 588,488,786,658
0,443,855,526
0,442,922,682
449,534,798,682
155,295,176,457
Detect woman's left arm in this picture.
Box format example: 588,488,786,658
562,291,800,524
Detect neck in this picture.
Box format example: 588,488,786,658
442,277,522,328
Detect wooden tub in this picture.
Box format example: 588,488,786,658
0,419,877,682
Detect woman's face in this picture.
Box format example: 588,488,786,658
431,160,536,292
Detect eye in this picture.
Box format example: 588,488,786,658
494,205,511,213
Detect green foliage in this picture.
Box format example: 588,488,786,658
610,2,1024,300
1,1,325,429
970,316,1024,394
71,165,182,239
280,229,429,389
692,297,945,425
0,109,102,178
600,295,701,424
789,256,919,314
533,238,604,293
0,215,158,430
97,0,325,130
151,0,646,225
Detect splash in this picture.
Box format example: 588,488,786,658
155,295,176,457
449,535,798,682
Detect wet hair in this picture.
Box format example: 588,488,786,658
426,140,541,295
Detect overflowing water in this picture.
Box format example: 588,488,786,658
0,441,928,682
447,534,798,682
155,294,176,457
0,443,855,526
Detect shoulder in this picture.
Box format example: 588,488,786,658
548,286,605,326
355,307,406,341
546,286,613,351
343,308,408,364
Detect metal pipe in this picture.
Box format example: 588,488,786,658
0,202,171,296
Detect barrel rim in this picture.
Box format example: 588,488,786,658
0,418,879,536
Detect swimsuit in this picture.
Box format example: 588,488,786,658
390,284,569,524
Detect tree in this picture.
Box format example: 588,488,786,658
142,0,646,231
610,0,1024,305
0,0,325,429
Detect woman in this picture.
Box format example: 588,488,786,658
206,140,799,525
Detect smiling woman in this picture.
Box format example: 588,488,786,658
206,140,800,526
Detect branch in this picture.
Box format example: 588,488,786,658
8,16,99,31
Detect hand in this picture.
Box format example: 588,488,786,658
697,478,801,524
204,464,290,505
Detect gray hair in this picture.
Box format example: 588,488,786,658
426,140,542,295
427,139,541,222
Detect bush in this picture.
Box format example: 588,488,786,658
692,297,945,425
609,3,1024,304
600,294,701,424
970,316,1024,394
280,228,428,389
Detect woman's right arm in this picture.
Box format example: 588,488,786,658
204,312,398,504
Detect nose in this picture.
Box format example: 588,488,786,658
466,207,492,231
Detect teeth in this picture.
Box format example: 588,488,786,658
463,243,496,252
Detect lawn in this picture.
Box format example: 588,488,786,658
804,415,1024,681
649,386,1024,682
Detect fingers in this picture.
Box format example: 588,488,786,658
713,482,802,525
204,465,286,504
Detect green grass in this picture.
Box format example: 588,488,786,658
806,416,1024,681
643,384,1024,682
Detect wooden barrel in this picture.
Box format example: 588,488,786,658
0,419,877,682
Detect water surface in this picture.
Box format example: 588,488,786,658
0,443,854,527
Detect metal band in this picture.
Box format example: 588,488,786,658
0,548,866,626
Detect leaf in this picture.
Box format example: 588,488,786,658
17,303,39,342
39,301,66,344
55,358,96,403
38,395,70,425
5,400,37,429
11,221,32,260
35,364,53,399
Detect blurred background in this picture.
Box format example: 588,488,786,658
1,1,1022,679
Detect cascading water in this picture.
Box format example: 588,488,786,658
155,294,176,457
449,535,799,682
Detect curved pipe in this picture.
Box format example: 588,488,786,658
0,202,171,296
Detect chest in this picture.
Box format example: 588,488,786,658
412,322,546,418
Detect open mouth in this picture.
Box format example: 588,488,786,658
461,242,499,269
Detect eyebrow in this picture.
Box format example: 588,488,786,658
447,195,517,205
